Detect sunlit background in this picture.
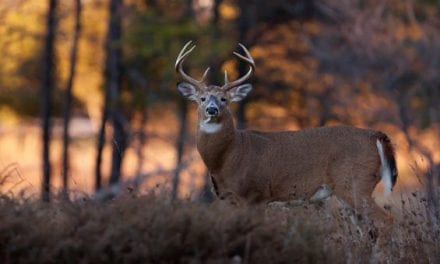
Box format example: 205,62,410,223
0,0,439,203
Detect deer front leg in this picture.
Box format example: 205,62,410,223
215,190,245,207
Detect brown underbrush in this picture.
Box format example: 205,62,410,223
0,191,438,263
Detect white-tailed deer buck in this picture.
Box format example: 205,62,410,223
175,41,397,241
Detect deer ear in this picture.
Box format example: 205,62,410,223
177,82,197,101
229,84,252,102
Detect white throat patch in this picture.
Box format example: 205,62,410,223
199,118,222,134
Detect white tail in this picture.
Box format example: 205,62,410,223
376,140,393,195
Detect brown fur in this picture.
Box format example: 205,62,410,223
194,104,398,248
176,43,398,249
198,115,396,204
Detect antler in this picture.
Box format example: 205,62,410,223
175,41,210,88
222,43,255,91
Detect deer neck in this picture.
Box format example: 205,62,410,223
196,110,236,172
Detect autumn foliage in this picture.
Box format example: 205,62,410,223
0,0,439,262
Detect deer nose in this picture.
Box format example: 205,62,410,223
206,107,218,116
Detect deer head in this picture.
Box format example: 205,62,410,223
176,41,255,133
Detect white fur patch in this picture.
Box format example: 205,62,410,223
310,184,332,202
376,140,392,195
199,121,222,134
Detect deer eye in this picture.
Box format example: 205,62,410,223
220,97,227,102
200,97,206,102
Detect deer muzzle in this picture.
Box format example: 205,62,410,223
205,98,219,117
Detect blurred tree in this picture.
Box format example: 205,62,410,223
172,0,193,201
172,96,188,200
307,0,439,215
41,0,57,202
0,0,438,199
96,0,125,190
124,68,149,185
0,0,47,119
123,0,226,197
0,0,108,121
234,0,256,129
207,0,223,85
61,0,81,199
233,0,319,129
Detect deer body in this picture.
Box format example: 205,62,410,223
197,110,395,205
175,41,397,248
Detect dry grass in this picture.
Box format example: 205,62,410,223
0,189,438,264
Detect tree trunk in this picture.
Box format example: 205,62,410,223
171,99,188,200
95,103,108,191
208,0,222,85
107,0,125,185
95,0,124,190
127,69,149,188
235,0,256,129
41,0,57,202
136,92,148,179
61,0,81,199
171,0,193,200
109,111,127,185
133,107,147,191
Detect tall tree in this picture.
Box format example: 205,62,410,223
171,0,193,200
95,98,107,191
96,0,125,190
41,0,57,202
235,0,256,129
61,0,81,199
127,70,149,181
207,0,223,85
171,98,188,200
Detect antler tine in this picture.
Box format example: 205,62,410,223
175,41,194,70
222,43,255,91
233,43,255,66
201,67,211,82
175,41,208,88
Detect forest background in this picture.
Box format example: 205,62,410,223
0,0,439,204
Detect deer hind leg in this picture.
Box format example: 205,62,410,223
357,196,394,263
360,197,393,244
334,179,393,245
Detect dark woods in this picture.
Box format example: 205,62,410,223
0,0,439,262
2,0,438,209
